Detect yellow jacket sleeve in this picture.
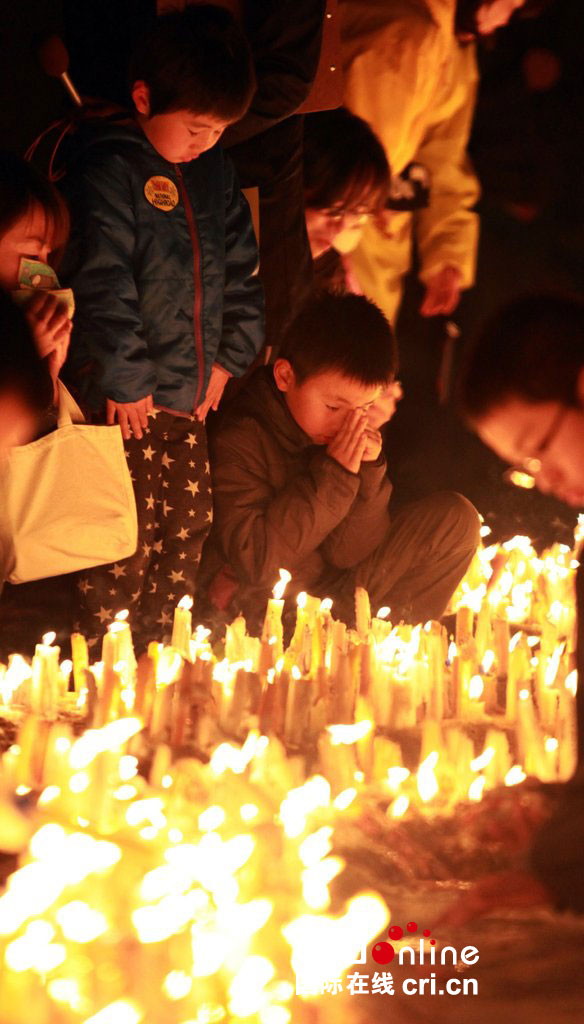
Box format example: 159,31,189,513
340,0,480,288
414,41,480,287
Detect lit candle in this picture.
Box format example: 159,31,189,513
31,632,60,719
262,569,291,661
171,595,193,660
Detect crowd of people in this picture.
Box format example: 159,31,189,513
1,0,583,913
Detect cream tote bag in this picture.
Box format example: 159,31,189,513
5,383,137,583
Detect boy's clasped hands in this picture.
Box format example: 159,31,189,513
326,408,382,474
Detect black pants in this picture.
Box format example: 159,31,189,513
76,410,211,650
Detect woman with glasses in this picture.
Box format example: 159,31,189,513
455,292,584,918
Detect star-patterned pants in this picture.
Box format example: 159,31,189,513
76,410,212,651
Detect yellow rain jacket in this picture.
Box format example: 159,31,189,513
339,0,480,322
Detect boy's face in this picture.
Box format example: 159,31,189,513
476,385,584,507
274,361,383,445
132,82,230,163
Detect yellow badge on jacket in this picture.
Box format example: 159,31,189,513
144,176,179,211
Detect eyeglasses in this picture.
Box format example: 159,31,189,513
503,404,569,489
320,205,371,224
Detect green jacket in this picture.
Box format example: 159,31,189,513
207,367,392,617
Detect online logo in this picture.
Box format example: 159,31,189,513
296,921,480,998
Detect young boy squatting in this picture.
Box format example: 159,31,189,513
205,292,480,632
61,6,264,647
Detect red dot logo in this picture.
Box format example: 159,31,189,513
388,925,403,940
407,921,418,933
372,941,395,965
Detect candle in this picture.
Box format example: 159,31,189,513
171,595,193,660
355,586,372,640
70,632,88,692
31,632,61,719
262,569,291,661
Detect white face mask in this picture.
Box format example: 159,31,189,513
11,257,75,318
331,215,368,255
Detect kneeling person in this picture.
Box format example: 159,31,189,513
206,292,479,631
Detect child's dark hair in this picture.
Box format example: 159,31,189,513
129,5,255,120
459,293,584,423
280,292,397,386
303,107,390,214
0,290,54,414
0,151,69,261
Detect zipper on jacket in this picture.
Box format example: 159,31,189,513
175,164,205,408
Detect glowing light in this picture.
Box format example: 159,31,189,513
240,803,259,822
389,794,409,818
386,766,410,793
326,720,372,745
198,806,226,832
56,901,108,943
333,788,357,810
469,675,484,700
42,632,56,646
468,776,486,802
83,1000,143,1024
481,649,495,673
565,669,578,696
376,606,391,619
320,597,333,613
272,569,291,601
505,765,527,786
163,970,192,1000
470,747,495,773
417,752,439,803
544,737,559,752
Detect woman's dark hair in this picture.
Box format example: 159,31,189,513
280,292,397,387
303,107,390,214
0,151,69,260
0,290,54,414
459,293,584,423
129,5,255,120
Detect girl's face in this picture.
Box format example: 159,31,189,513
0,204,53,290
305,204,369,259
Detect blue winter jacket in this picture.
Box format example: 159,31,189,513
61,119,264,413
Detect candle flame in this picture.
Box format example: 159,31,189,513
469,675,484,700
115,609,130,622
272,569,291,601
417,752,439,802
326,721,372,745
505,764,527,786
376,606,391,620
178,595,193,611
565,669,578,696
319,597,333,613
296,591,307,609
41,632,56,646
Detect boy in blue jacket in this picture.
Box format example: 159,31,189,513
62,6,264,648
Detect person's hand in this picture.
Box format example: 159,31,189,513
326,409,369,474
362,427,383,462
195,364,231,422
420,266,463,317
106,394,153,440
24,292,72,382
367,381,403,430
